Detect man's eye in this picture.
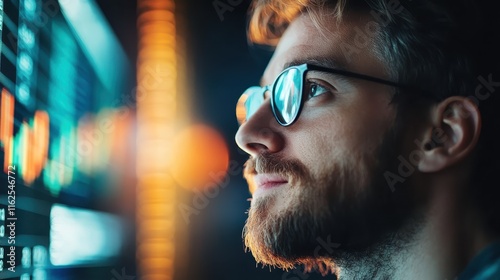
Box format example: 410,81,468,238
306,82,330,99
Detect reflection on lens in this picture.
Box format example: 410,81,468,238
273,68,301,125
236,93,248,125
238,87,265,124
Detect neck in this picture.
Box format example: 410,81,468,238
335,174,495,279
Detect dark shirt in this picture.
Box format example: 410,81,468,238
459,241,500,280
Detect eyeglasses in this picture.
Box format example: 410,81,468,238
236,63,429,127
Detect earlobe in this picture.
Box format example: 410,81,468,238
418,97,481,173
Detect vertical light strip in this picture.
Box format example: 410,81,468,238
19,122,29,181
32,111,50,179
1,88,15,172
136,0,177,280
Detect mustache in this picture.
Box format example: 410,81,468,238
243,153,309,183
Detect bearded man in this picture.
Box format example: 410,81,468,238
234,0,500,278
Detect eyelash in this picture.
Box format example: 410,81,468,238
305,79,335,99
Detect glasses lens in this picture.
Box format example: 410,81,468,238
273,68,302,125
236,86,265,125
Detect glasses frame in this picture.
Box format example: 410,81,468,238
239,63,434,127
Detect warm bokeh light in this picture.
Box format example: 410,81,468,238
170,124,229,191
32,111,50,179
136,0,179,279
236,92,248,125
1,88,15,171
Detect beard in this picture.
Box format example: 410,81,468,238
242,128,423,275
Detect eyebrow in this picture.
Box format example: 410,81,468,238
259,57,349,87
283,57,348,72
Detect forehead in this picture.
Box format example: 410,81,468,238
262,11,386,84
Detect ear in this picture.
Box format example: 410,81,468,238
418,97,481,173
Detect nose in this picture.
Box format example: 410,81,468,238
235,99,285,156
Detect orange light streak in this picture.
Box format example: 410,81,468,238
136,0,178,279
1,89,15,171
22,122,34,184
32,111,50,177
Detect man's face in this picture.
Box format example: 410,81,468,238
235,11,419,270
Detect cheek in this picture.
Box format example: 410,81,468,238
331,97,396,156
290,112,367,161
293,102,393,159
285,104,395,181
288,120,351,177
286,125,376,199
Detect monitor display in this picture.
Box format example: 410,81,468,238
0,0,134,279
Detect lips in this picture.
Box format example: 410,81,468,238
253,173,288,190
